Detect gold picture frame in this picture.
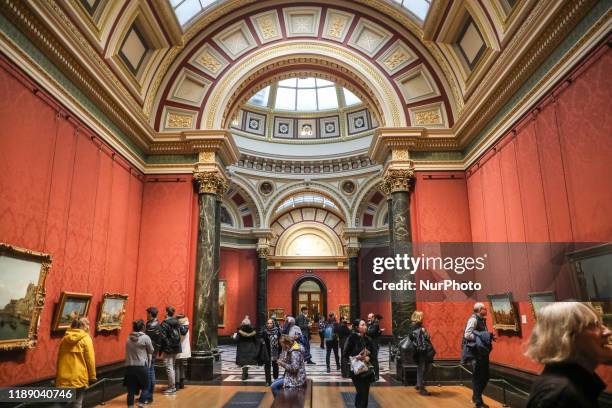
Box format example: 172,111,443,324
268,308,285,320
96,293,128,332
528,291,556,321
488,292,519,332
52,292,92,331
338,304,350,320
0,243,51,350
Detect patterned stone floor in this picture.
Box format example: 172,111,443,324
219,342,390,384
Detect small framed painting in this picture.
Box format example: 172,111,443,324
268,308,285,321
96,293,128,332
338,304,350,320
528,291,556,321
52,292,92,331
488,292,519,332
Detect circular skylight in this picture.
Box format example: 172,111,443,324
247,77,363,112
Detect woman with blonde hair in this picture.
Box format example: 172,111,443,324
526,302,611,408
409,310,435,396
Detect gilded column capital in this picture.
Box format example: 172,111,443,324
346,246,360,258
380,163,415,195
257,245,270,259
193,171,228,196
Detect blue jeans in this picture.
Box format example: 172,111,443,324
140,359,156,402
271,378,284,397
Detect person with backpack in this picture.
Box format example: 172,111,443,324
174,314,190,390
140,306,162,404
324,312,341,373
159,306,182,395
409,311,436,396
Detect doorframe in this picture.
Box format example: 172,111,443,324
291,274,327,319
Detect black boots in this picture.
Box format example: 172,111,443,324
178,379,185,389
242,366,249,380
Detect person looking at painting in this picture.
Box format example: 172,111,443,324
55,317,96,408
123,319,154,408
159,306,182,396
140,307,162,404
526,302,611,408
175,314,190,390
409,311,436,396
461,303,495,408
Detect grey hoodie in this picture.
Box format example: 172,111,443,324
125,331,154,367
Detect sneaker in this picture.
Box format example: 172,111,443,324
415,385,420,390
137,402,145,407
162,388,176,395
306,360,316,365
419,388,431,396
326,367,331,373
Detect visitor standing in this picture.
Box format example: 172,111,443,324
344,319,376,408
409,311,436,396
366,313,383,381
235,316,259,380
338,316,352,378
296,307,315,364
461,303,494,408
324,312,341,373
318,315,326,349
140,306,162,404
174,314,190,390
160,306,182,395
261,318,282,385
124,320,153,408
55,317,96,408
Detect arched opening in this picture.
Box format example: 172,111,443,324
291,275,327,327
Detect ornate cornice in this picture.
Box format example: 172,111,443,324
194,170,228,196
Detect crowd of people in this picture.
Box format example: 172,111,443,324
50,301,610,408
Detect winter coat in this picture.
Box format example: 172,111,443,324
125,331,153,367
235,324,259,366
343,332,376,379
337,323,351,349
176,317,191,359
279,342,307,388
409,322,436,363
461,314,492,363
145,318,163,353
261,325,282,361
527,362,605,408
160,316,182,355
56,328,96,388
288,324,302,340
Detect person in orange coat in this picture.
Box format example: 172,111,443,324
56,317,96,408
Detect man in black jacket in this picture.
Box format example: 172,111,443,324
140,307,162,404
296,307,315,364
160,306,182,395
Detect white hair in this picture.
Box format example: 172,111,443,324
286,316,295,325
473,302,486,313
526,302,600,364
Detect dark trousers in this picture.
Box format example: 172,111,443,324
127,382,140,406
140,358,156,402
371,342,380,380
471,357,490,404
351,375,371,408
319,331,325,348
264,360,279,383
325,340,340,369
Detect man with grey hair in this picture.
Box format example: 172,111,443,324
461,302,494,408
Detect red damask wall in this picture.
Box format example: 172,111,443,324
0,61,144,385
219,247,258,335
416,43,612,386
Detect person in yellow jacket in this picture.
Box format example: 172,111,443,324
56,317,96,408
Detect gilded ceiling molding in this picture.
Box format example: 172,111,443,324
202,41,406,130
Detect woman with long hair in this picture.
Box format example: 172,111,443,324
343,319,376,407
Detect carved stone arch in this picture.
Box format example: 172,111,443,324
202,41,406,130
350,173,385,225
263,182,350,228
226,174,264,227
224,181,261,228
354,177,389,228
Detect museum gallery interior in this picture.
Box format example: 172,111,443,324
0,0,610,407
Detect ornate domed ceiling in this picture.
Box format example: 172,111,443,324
2,0,602,170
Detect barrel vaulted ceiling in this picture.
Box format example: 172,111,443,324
0,0,604,170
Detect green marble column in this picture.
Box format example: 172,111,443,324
381,168,415,343
190,171,226,381
347,247,360,322
256,247,268,329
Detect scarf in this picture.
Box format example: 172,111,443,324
265,326,280,360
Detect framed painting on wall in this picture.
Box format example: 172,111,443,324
96,293,128,332
488,292,519,332
52,292,92,331
528,291,556,321
567,243,612,328
218,280,226,328
0,243,51,350
268,308,285,321
338,304,350,320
